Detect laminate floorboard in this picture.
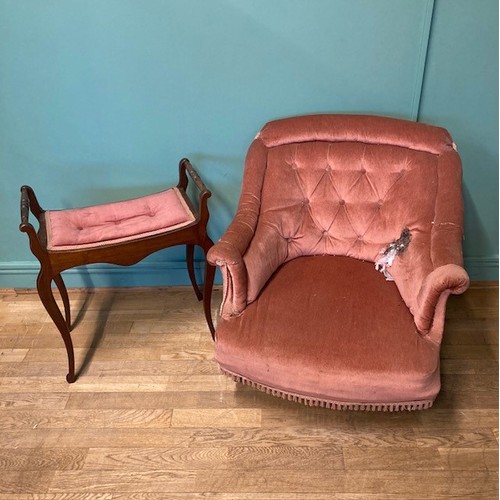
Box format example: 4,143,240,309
0,284,497,498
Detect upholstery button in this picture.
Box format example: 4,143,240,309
377,200,383,207
339,199,345,206
325,165,331,172
360,168,366,174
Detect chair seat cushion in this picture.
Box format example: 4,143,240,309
215,255,441,409
46,187,195,251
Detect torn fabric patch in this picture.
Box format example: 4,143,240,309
375,228,412,281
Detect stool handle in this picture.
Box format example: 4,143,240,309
179,158,211,198
19,185,47,261
20,185,44,230
20,185,31,226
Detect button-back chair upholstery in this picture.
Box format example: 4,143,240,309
208,114,469,411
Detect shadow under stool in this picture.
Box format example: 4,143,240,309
19,158,215,383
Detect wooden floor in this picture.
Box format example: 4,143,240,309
0,283,497,498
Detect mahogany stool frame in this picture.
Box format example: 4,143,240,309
20,158,215,383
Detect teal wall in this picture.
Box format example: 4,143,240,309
0,0,497,288
418,0,498,280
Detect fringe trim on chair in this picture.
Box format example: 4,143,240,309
220,366,434,412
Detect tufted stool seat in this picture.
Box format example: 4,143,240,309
46,188,195,251
208,114,470,411
20,159,215,383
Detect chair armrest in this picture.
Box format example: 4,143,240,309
207,217,254,318
391,148,469,342
414,212,469,341
414,264,469,339
392,223,469,344
207,138,270,318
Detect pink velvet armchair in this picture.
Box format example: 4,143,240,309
207,114,469,411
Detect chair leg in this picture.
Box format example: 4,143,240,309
36,270,76,383
186,244,203,301
53,273,71,330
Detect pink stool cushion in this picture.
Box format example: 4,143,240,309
46,187,195,251
215,255,441,407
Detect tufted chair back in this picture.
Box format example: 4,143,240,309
234,115,464,312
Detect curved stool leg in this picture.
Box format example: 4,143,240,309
186,244,203,301
202,239,216,338
203,263,216,339
54,273,71,330
37,270,76,383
